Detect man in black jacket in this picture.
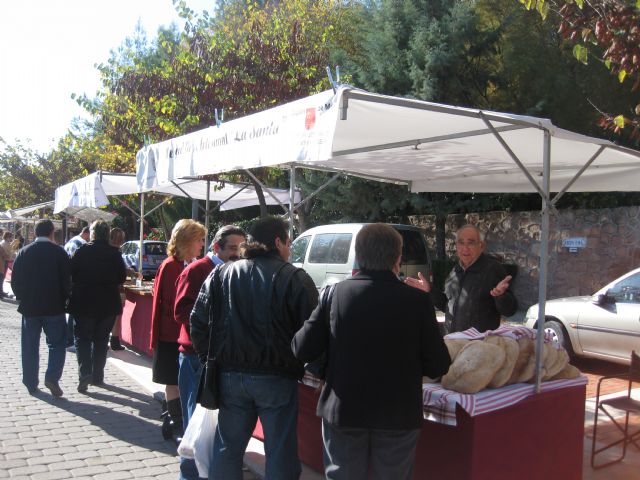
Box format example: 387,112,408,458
292,223,451,480
67,220,126,393
406,224,517,334
12,219,71,396
191,217,318,480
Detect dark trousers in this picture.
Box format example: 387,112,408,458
321,419,421,480
74,314,116,383
66,314,75,347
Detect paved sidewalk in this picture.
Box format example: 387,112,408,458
0,299,260,479
0,300,185,479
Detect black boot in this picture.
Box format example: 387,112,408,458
110,336,125,351
160,400,172,440
166,397,184,444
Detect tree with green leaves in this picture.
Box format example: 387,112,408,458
516,0,640,142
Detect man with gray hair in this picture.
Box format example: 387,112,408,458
292,223,451,480
64,226,90,257
406,224,517,333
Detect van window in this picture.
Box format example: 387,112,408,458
309,233,352,264
398,230,428,265
290,235,311,263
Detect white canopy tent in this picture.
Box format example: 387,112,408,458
54,171,300,271
136,85,640,389
54,171,300,214
1,201,116,225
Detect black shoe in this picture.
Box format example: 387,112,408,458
77,376,91,393
44,380,64,397
27,387,41,395
161,414,173,440
110,336,125,351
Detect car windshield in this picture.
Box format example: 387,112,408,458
606,271,640,303
145,243,167,255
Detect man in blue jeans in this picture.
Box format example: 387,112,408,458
12,219,71,397
191,217,318,480
174,225,246,480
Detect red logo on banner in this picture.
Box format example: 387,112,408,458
305,108,316,130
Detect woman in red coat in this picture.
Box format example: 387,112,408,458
150,219,206,440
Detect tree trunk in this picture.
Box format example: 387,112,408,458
435,211,447,260
248,177,268,217
159,205,170,241
296,200,313,235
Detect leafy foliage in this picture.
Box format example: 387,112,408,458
517,0,640,142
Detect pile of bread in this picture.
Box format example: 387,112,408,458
440,330,581,394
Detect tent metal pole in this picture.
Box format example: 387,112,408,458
142,198,171,217
243,170,291,216
212,185,250,212
293,174,341,213
138,193,145,275
289,166,296,239
534,131,551,393
551,146,606,207
480,114,550,203
205,180,211,248
113,197,141,219
191,199,198,221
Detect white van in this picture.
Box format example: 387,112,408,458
290,223,431,290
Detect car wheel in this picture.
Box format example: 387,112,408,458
543,320,574,357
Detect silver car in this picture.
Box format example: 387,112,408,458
121,240,168,280
524,267,640,365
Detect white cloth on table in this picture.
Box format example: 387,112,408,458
423,376,587,426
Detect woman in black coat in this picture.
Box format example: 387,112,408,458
68,220,126,393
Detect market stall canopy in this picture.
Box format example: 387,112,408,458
1,200,115,224
62,206,117,223
0,201,55,223
55,171,300,212
135,86,640,194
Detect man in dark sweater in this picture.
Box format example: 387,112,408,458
292,223,451,480
11,219,71,397
173,225,245,480
406,224,517,333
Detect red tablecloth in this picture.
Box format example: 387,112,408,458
120,286,153,356
296,381,586,480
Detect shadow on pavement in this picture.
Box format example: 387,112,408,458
36,390,176,455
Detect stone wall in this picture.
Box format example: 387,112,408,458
409,206,640,309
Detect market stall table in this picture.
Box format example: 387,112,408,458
295,375,587,480
120,282,154,356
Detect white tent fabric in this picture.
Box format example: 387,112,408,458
5,201,55,218
62,206,117,223
135,86,640,390
54,171,300,212
54,174,110,213
1,200,115,224
135,86,640,193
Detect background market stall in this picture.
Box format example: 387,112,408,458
53,171,301,355
54,171,300,269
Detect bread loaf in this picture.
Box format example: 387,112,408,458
485,335,519,388
442,341,506,394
